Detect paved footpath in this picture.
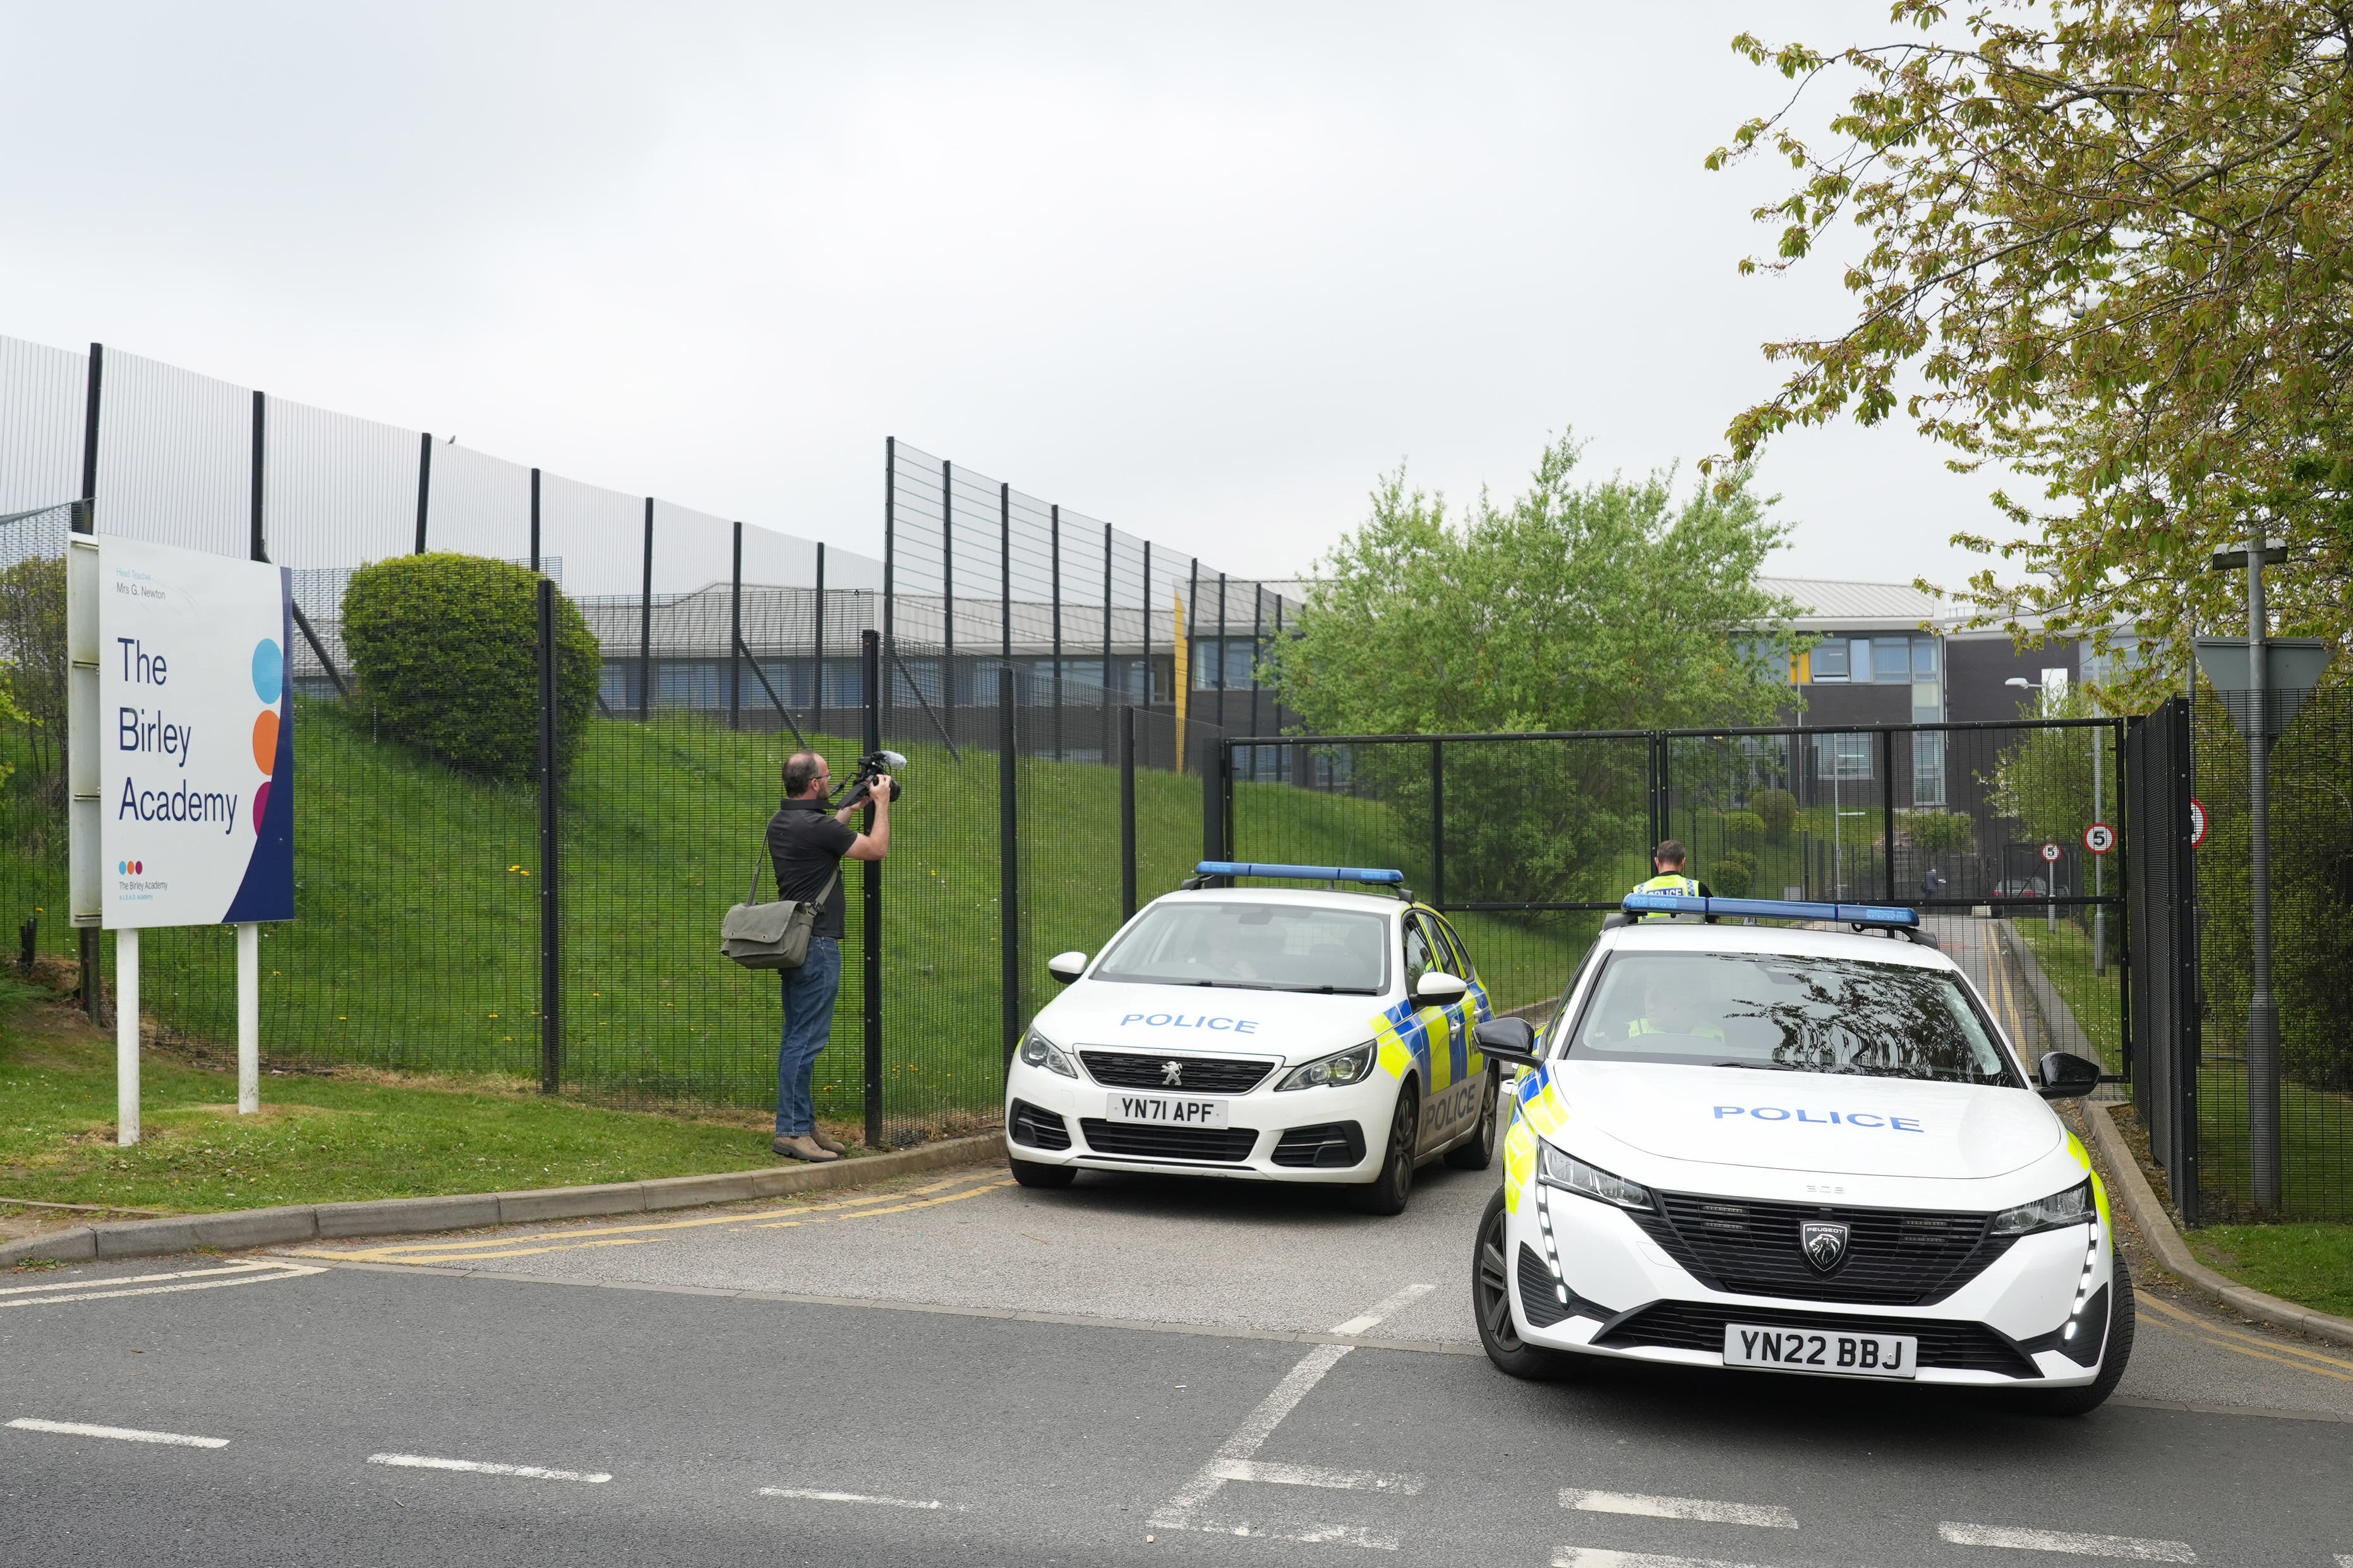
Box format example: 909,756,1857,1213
6,1160,2352,1567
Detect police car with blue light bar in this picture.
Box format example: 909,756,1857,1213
1003,863,1501,1214
1469,893,2133,1414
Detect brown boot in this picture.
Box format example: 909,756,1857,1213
810,1130,850,1155
772,1134,839,1163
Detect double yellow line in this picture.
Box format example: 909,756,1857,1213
287,1172,1013,1267
2136,1291,2353,1384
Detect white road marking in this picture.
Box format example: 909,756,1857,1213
1330,1283,1435,1336
1555,1550,1773,1568
1937,1523,2197,1560
1,1262,321,1310
8,1417,229,1449
367,1452,611,1484
1213,1458,1424,1493
1562,1490,1796,1529
1147,1283,1436,1550
758,1487,953,1511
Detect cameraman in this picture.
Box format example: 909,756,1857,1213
765,750,891,1163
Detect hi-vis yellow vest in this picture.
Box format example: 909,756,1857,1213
1628,871,1702,921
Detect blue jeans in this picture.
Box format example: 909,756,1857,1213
776,936,842,1137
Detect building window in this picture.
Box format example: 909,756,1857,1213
1911,637,1939,677
1913,731,1947,806
1872,638,1913,681
1811,639,1850,681
1815,733,1873,780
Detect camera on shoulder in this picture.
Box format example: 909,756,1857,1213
830,749,906,809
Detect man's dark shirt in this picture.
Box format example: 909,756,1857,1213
766,797,858,940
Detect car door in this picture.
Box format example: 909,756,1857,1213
1402,913,1469,1149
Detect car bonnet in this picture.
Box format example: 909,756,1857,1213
1038,979,1390,1064
1553,1059,2062,1179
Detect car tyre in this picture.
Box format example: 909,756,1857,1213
1473,1188,1580,1380
1008,1154,1077,1190
2014,1248,2136,1416
1444,1067,1501,1170
1349,1080,1419,1216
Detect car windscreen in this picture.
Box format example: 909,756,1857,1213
1561,952,2018,1086
1092,902,1390,993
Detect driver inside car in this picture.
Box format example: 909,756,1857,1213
1624,976,1726,1045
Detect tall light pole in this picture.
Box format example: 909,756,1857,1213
2007,675,2066,934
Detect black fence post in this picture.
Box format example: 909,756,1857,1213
999,482,1011,665
529,467,541,573
728,522,743,733
813,542,826,726
861,628,884,1150
941,460,954,721
536,578,562,1094
1120,705,1138,921
2114,716,2133,1075
1431,739,1445,907
2172,696,2200,1225
1203,738,1226,861
637,498,654,722
1050,505,1063,762
1881,727,1898,902
250,390,267,562
77,344,103,1024
999,667,1020,1067
413,432,432,554
881,440,894,738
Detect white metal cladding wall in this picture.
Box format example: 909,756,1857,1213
0,337,88,520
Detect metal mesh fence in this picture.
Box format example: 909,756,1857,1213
1,333,1294,1149
2189,681,2353,1221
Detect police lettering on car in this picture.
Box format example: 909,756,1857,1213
1003,863,1503,1216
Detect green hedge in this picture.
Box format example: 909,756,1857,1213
341,554,600,782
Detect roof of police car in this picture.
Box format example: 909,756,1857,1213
1153,885,1410,914
1601,918,1957,971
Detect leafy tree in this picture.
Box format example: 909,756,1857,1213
0,554,66,799
342,554,600,784
1710,1,2353,707
1901,809,1975,857
1267,433,1801,902
1984,688,2117,849
1752,787,1798,841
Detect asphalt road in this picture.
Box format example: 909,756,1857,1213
6,1159,2352,1568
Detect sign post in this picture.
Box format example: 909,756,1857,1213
69,536,295,1145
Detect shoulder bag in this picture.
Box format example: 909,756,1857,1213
720,852,839,970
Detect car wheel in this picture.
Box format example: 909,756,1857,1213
1008,1154,1076,1190
2015,1248,2136,1416
1473,1188,1579,1380
1349,1080,1419,1216
1444,1067,1501,1171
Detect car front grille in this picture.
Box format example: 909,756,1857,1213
1078,1120,1261,1163
1631,1192,2015,1306
1008,1099,1071,1151
1595,1300,2040,1379
1271,1122,1365,1168
1080,1051,1273,1094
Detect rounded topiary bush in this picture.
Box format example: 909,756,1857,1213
341,553,600,782
1752,788,1797,841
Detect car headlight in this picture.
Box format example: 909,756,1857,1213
1989,1179,2095,1236
1017,1027,1078,1079
1275,1040,1376,1091
1538,1142,1654,1210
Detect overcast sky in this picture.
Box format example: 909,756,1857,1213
0,2,2018,592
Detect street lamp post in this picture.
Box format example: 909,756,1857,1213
2006,674,2071,936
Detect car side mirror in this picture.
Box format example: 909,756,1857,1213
2037,1051,2101,1099
1474,1017,1541,1069
1415,970,1468,1005
1046,951,1088,984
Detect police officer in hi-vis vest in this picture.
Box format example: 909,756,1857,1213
1628,839,1714,921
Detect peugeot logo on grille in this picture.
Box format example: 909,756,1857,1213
1800,1221,1851,1274
1161,1061,1184,1086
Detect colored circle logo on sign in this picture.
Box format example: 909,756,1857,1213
252,638,283,704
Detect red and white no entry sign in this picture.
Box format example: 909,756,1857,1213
2084,822,2116,855
2040,841,2063,863
2189,798,2209,847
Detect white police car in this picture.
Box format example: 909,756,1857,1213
1004,863,1501,1214
1471,893,2133,1415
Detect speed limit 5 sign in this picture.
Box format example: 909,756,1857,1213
2040,841,2063,863
2084,822,2115,855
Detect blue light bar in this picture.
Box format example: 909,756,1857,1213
1622,892,1920,928
1195,861,1406,885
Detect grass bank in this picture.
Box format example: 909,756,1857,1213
2184,1223,2353,1321
0,971,839,1218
